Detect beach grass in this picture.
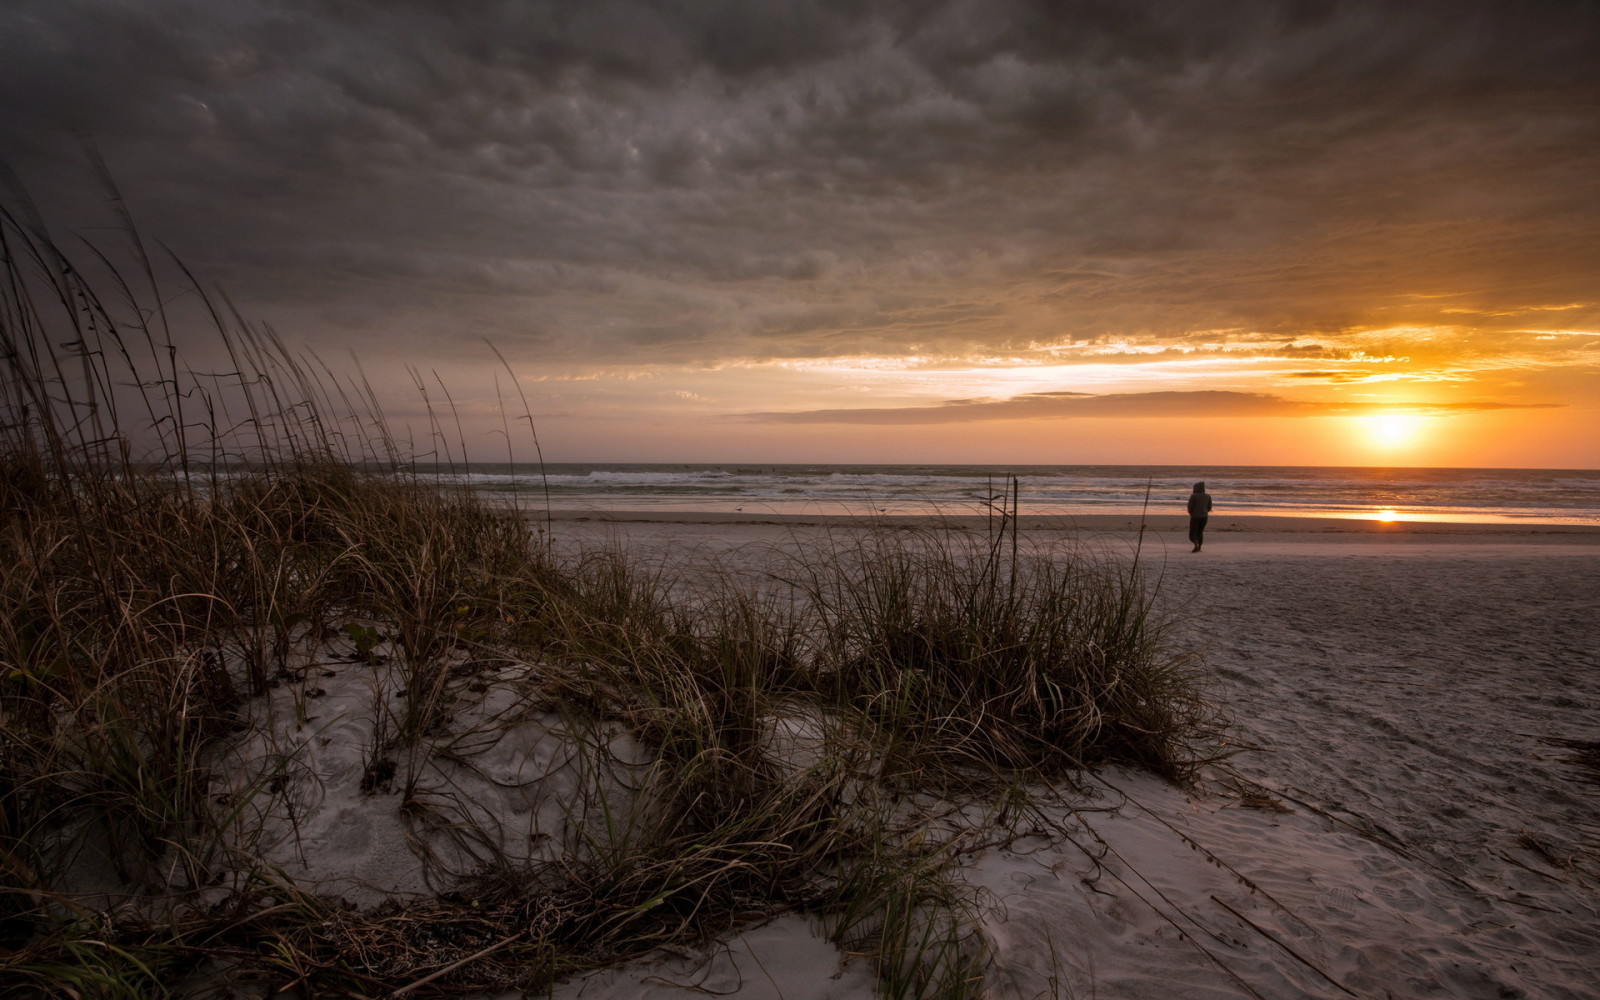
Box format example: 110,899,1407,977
0,196,1213,997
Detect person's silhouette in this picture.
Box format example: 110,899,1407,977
1187,481,1213,553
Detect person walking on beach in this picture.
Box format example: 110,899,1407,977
1187,481,1212,552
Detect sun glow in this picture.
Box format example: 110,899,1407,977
1359,413,1428,449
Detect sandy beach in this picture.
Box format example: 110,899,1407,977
47,505,1594,998
517,512,1600,1000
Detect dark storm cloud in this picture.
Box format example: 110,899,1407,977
2,0,1597,363
738,390,1560,425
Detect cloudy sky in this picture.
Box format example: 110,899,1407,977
4,0,1597,466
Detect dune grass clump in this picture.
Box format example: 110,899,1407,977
796,524,1207,785
1,193,1212,998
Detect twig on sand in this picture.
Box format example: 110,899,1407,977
1497,851,1566,882
1269,783,1565,913
1059,822,1269,1000
1209,894,1358,997
1094,772,1299,914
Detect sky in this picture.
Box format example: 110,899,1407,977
3,0,1597,468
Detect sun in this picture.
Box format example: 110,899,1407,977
1359,413,1428,449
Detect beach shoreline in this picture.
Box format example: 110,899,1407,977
456,462,1600,529
528,508,1600,565
533,507,1600,534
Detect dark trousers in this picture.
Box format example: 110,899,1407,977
1188,516,1208,547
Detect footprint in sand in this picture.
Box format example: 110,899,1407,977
1369,875,1430,917
1313,885,1362,918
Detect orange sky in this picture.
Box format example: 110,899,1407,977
478,350,1595,468
6,2,1597,468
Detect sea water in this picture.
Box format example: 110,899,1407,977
425,464,1600,526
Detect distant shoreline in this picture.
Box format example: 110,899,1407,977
454,463,1600,527
529,507,1600,537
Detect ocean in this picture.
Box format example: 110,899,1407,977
425,464,1600,526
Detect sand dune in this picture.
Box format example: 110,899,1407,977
213,512,1600,998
